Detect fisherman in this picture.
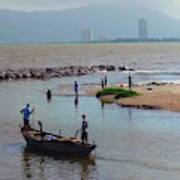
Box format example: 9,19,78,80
128,72,132,91
101,78,104,89
46,89,52,101
74,80,79,95
20,104,35,128
81,114,88,144
104,75,107,86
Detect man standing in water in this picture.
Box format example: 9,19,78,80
128,72,132,91
46,89,52,102
101,78,104,89
104,75,107,86
74,80,79,96
81,114,88,144
20,104,34,128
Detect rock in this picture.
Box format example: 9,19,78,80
14,72,23,79
22,70,32,78
0,72,6,80
5,71,16,79
46,68,53,73
147,87,153,91
119,66,127,71
0,65,103,81
147,82,167,86
77,68,86,76
98,65,106,71
106,65,116,71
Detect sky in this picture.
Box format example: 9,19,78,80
0,0,180,18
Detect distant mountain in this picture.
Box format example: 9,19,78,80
0,2,180,43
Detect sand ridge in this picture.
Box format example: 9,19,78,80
86,84,180,112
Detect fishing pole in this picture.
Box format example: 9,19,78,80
32,105,35,128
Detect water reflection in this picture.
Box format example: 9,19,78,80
128,108,132,121
22,149,33,179
74,94,79,108
22,147,96,180
47,98,52,103
22,148,46,180
101,101,104,110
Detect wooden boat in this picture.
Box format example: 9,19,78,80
20,124,97,157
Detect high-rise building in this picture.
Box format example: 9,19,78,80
138,19,148,40
81,29,94,42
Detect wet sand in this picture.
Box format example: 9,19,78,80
87,84,180,112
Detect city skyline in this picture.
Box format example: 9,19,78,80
0,2,180,43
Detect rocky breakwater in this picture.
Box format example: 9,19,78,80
0,66,94,81
0,65,133,81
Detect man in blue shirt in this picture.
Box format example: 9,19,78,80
20,104,34,128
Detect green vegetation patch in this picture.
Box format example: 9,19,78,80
96,87,139,99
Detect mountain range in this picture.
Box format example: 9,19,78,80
0,2,180,43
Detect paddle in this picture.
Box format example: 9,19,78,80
32,105,35,128
74,129,81,138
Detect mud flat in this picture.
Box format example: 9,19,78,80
89,83,180,112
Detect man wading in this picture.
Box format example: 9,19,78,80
81,114,88,144
20,104,35,128
74,81,79,96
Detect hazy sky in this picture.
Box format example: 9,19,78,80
1,0,180,18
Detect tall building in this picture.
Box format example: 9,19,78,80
138,19,148,40
81,29,94,42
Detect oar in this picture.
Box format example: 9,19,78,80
32,105,35,128
74,129,81,138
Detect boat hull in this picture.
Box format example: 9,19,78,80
21,128,96,157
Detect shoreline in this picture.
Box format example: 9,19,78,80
89,83,180,112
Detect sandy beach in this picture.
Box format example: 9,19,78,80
87,83,180,112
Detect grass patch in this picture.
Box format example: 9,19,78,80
96,87,139,99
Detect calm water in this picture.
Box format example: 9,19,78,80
1,73,180,180
1,43,180,179
0,43,180,71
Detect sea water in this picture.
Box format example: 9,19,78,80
1,43,180,179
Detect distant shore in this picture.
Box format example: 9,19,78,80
87,83,180,112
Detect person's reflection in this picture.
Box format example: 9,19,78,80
74,94,79,108
81,161,88,180
101,100,104,109
100,100,105,118
128,108,132,121
127,108,134,136
22,148,33,179
80,156,96,180
47,98,52,103
22,148,46,180
38,156,45,180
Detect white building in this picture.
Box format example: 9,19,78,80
81,29,94,42
138,19,148,40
